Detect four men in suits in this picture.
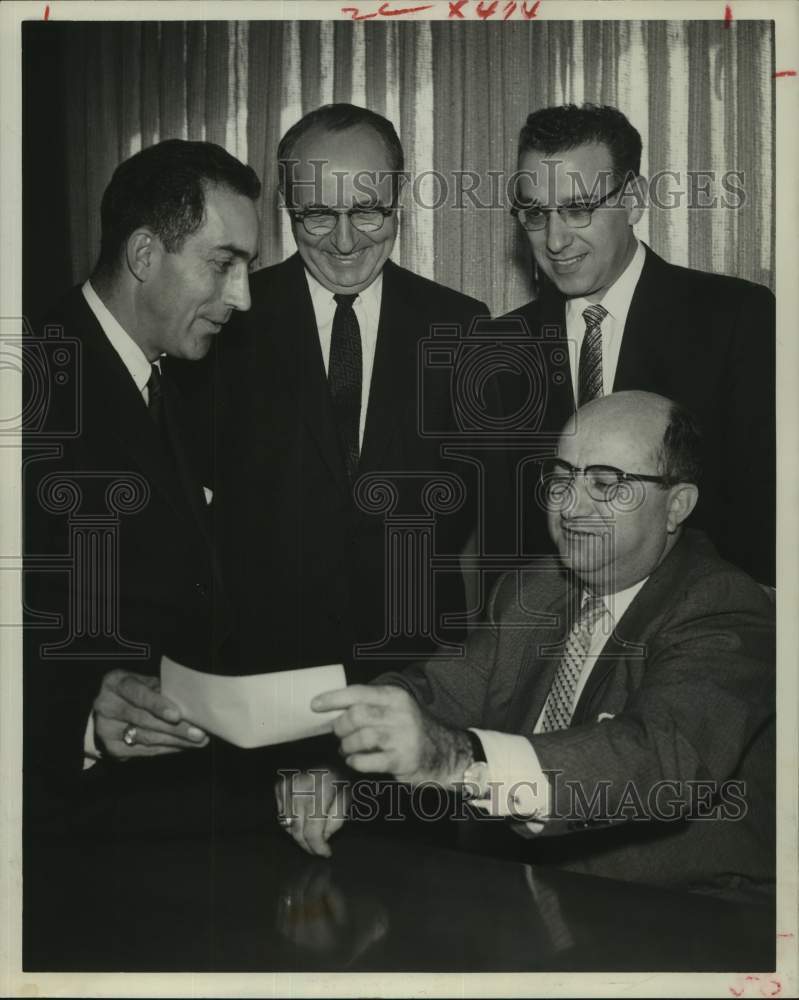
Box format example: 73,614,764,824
23,139,260,834
502,104,775,584
26,100,777,901
281,391,775,902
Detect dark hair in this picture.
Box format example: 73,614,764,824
95,139,261,275
657,403,703,486
519,104,642,182
277,103,404,202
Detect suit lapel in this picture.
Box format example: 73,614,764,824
571,533,693,723
262,255,351,497
160,371,214,545
77,295,210,565
359,260,413,473
613,245,669,392
502,581,576,733
537,288,576,424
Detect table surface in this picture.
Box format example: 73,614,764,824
24,822,775,973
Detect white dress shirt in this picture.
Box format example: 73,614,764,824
80,280,155,765
469,576,648,824
82,279,154,400
303,268,382,448
565,239,646,401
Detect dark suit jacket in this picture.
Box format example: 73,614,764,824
378,530,775,900
502,246,776,584
179,254,493,681
23,286,237,835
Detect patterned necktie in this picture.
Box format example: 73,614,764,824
328,293,362,481
539,595,607,732
577,303,608,405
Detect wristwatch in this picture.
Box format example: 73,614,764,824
460,730,489,801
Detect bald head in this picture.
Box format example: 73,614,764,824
547,391,700,593
564,391,673,472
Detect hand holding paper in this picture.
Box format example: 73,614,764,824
160,657,346,748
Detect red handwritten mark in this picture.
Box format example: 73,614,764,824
777,932,795,937
476,0,498,18
503,1,517,20
377,1,434,14
728,975,783,998
724,4,733,27
341,6,378,18
522,0,541,19
774,70,797,77
43,4,50,18
449,0,468,15
341,1,432,17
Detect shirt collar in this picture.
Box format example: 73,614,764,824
566,238,646,322
82,279,153,394
584,575,648,624
303,265,383,316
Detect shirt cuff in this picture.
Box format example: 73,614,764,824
468,728,551,825
83,711,101,770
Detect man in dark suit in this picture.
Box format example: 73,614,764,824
501,104,775,584
279,392,775,902
198,104,493,684
23,139,260,836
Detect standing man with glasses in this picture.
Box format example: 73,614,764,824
192,103,491,695
278,391,775,905
503,103,775,584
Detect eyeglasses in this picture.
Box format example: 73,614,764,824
290,206,396,236
511,182,625,231
539,458,676,508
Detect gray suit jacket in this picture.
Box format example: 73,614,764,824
378,530,775,899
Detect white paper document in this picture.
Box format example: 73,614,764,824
160,657,346,749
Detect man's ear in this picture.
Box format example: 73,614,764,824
625,174,647,227
666,482,699,533
394,170,411,211
126,229,157,282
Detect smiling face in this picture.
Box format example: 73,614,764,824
137,184,259,361
516,142,643,302
547,394,688,594
285,125,399,295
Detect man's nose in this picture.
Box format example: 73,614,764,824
330,213,357,253
545,210,574,254
563,475,598,518
224,265,252,313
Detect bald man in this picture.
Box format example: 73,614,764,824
277,392,775,902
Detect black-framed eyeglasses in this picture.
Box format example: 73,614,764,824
539,458,676,506
511,182,625,231
289,205,396,236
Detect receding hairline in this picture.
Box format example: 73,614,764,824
280,121,398,166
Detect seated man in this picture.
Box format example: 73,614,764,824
277,391,775,902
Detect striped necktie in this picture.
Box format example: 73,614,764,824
577,303,608,405
539,595,607,732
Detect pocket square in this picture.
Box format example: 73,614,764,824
203,486,213,505
596,712,615,723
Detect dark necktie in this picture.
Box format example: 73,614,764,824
147,361,163,421
328,293,362,481
146,361,170,449
577,303,608,406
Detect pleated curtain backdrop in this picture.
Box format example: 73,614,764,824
61,19,774,316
